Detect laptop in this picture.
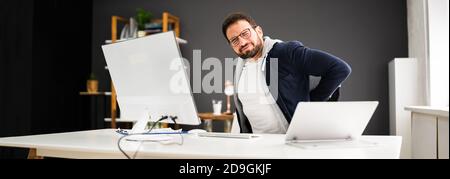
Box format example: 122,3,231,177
285,101,379,148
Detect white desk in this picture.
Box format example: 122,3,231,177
0,129,402,159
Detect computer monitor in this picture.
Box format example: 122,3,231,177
101,31,200,134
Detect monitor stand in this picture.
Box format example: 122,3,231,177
129,112,151,134
286,139,378,149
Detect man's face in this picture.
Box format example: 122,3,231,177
226,20,264,59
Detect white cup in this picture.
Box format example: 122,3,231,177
212,100,222,115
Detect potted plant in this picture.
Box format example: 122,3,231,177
87,73,98,93
135,8,153,37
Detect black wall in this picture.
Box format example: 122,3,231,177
30,0,93,134
0,0,92,158
0,0,34,159
92,0,408,134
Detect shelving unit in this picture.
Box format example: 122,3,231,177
107,12,186,128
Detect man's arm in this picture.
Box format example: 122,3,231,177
289,42,352,101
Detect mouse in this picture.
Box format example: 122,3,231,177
188,129,208,134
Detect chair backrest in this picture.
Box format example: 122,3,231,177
310,76,340,102
231,113,240,134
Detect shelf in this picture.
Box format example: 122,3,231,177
105,37,187,44
105,37,188,44
104,118,136,123
79,92,112,96
198,113,234,121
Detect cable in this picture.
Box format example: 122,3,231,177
147,115,169,133
117,115,184,159
132,140,144,159
132,115,184,158
117,134,132,159
117,115,167,159
169,116,184,146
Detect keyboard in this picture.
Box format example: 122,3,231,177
197,132,261,139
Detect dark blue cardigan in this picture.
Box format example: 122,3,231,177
235,41,352,133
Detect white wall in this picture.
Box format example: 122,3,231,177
428,0,449,106
407,0,428,106
408,0,450,107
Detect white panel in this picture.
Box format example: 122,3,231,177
438,117,449,159
428,0,450,106
412,113,437,159
389,58,420,159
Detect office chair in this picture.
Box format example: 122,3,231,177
309,76,340,102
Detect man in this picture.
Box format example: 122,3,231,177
222,13,351,134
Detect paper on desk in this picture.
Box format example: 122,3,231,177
125,128,182,142
126,135,173,141
147,128,182,133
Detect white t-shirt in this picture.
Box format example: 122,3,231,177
237,58,289,134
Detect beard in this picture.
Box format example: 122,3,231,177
237,37,263,59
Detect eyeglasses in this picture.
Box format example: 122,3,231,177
229,26,257,47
